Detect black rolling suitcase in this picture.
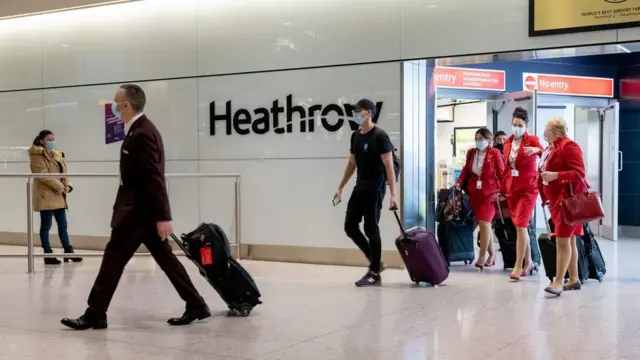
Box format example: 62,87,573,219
494,200,541,270
172,223,262,317
538,208,589,283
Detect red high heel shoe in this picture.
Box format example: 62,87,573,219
520,264,538,277
474,262,484,271
484,254,496,267
509,272,521,281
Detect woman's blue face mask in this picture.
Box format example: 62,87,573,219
44,141,56,151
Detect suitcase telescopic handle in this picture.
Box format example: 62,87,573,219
495,198,506,225
541,204,553,236
393,210,409,238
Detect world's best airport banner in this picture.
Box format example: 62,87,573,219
530,0,640,37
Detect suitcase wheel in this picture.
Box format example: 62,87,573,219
238,303,252,317
227,303,253,317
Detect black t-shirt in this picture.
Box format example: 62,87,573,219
350,126,393,192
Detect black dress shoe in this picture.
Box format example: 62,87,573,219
60,315,107,330
167,306,211,326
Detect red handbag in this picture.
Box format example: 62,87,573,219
559,175,604,225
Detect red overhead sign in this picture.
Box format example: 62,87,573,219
522,73,614,98
620,79,640,99
434,67,506,91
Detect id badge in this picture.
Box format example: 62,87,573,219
511,169,519,177
476,181,482,190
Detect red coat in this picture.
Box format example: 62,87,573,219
538,136,588,208
500,132,543,195
457,147,505,195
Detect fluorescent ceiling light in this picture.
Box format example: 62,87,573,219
0,0,140,21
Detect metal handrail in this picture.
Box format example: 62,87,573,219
0,173,242,273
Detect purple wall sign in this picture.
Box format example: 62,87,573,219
105,104,125,144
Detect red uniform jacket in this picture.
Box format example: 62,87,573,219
501,132,543,195
457,147,505,195
111,115,172,229
537,136,588,208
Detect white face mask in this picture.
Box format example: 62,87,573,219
475,140,488,150
512,126,526,138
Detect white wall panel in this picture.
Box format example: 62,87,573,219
43,85,120,162
39,0,198,87
400,0,618,60
0,90,44,163
0,163,31,233
0,18,42,91
63,161,119,237
196,0,401,75
44,80,198,162
198,63,401,160
199,159,399,251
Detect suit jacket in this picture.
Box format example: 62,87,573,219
500,132,543,195
538,136,588,208
111,115,171,229
457,147,505,196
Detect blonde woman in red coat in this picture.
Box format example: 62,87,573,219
539,117,589,296
457,128,505,269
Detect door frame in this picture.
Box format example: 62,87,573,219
599,101,620,241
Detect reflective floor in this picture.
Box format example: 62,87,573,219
0,239,637,360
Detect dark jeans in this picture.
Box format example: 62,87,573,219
40,209,71,253
344,190,384,273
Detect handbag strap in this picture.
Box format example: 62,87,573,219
568,171,590,196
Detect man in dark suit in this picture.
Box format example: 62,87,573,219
61,84,210,330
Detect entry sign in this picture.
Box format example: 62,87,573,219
522,73,614,98
434,67,506,91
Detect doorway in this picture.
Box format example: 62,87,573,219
574,104,621,241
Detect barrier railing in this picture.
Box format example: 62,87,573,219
0,173,242,273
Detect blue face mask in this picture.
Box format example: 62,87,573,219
353,113,364,125
512,126,526,138
111,102,121,119
475,140,488,150
44,141,56,151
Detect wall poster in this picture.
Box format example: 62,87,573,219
530,0,640,36
105,104,125,144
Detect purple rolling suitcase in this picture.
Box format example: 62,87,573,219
394,211,449,286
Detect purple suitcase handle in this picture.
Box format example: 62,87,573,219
394,210,417,249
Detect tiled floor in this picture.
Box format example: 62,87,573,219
0,239,637,360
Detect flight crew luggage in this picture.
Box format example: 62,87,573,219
494,199,541,270
436,187,475,265
537,208,589,283
172,223,262,317
394,211,449,286
580,223,606,282
438,221,475,265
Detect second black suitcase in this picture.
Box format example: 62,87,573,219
172,223,262,317
581,223,606,282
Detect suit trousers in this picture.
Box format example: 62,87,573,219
86,224,205,317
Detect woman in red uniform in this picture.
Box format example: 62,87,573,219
500,107,543,281
457,128,505,269
539,117,588,296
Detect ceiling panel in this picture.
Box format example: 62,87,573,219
0,0,136,19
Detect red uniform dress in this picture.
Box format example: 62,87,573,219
501,132,543,228
457,147,505,223
537,136,588,238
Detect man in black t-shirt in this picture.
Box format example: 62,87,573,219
335,99,398,287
